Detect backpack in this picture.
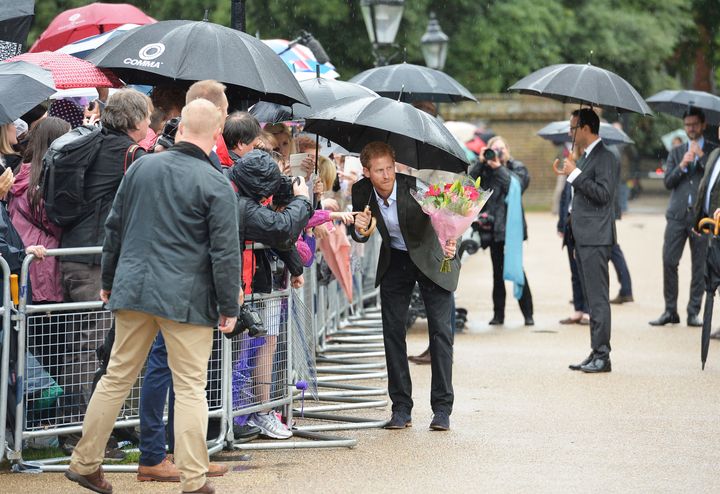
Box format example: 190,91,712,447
42,125,104,227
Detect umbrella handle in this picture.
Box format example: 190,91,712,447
697,217,720,235
357,206,377,237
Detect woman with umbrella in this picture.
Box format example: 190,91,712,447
469,136,534,326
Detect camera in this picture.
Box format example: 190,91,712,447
223,304,267,339
156,117,180,149
272,175,296,207
483,148,496,162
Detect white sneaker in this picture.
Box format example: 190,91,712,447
248,411,292,439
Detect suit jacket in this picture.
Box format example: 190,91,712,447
693,147,720,228
569,140,619,247
664,139,718,221
350,173,460,292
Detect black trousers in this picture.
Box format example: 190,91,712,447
380,249,454,415
575,244,612,358
663,217,707,316
489,241,533,319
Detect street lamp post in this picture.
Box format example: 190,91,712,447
360,0,405,66
421,12,449,71
231,0,246,32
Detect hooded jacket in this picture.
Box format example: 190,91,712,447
8,163,63,302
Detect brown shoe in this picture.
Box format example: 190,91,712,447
183,481,215,493
610,294,634,304
408,352,431,365
137,456,181,482
65,466,113,494
207,462,228,477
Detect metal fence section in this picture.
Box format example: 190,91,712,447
0,257,12,461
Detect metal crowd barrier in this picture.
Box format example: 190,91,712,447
0,257,12,461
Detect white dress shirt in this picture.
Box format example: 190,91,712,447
567,136,602,184
705,151,720,214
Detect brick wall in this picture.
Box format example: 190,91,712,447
441,93,580,210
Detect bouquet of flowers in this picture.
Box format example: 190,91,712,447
410,176,493,272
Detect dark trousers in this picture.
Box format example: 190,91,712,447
663,217,707,316
489,241,533,319
575,244,612,359
610,244,633,297
565,233,587,313
380,249,454,414
139,333,174,466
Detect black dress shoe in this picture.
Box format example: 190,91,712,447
524,317,534,326
429,411,450,431
687,314,703,327
569,353,594,371
488,316,504,325
610,294,634,304
384,411,412,429
580,357,611,373
649,311,680,326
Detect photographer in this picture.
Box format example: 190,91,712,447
469,136,534,326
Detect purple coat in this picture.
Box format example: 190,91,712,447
8,163,63,302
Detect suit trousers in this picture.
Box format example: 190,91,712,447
610,244,633,297
69,310,214,492
662,218,707,316
575,245,612,358
489,241,533,319
380,249,454,414
565,232,587,313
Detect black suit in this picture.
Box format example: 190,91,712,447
569,140,619,359
662,140,716,316
351,174,458,415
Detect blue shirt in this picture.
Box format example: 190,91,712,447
374,180,407,251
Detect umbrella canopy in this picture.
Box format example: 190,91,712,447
537,121,634,146
444,121,478,143
318,228,353,303
55,23,141,59
0,61,56,124
262,39,339,80
661,128,688,152
646,90,720,126
349,63,477,103
5,51,122,89
250,77,378,124
86,20,309,107
508,63,653,115
0,0,34,61
30,3,155,53
304,96,471,173
700,229,720,369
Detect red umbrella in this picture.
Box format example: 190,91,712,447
30,3,155,53
5,52,122,89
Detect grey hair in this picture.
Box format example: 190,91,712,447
101,88,151,133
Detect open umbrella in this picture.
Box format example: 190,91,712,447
0,61,56,124
250,77,378,124
537,121,634,145
5,52,122,89
697,217,720,369
646,90,720,126
304,96,470,173
55,23,141,59
85,20,308,107
661,129,688,152
30,3,155,53
349,63,477,103
262,39,339,80
0,0,34,60
508,63,653,115
444,121,478,143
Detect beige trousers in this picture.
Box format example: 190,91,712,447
69,309,214,492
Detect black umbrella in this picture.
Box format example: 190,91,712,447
537,121,634,145
698,217,720,370
349,63,477,103
304,96,470,173
646,90,720,126
250,77,378,124
508,63,653,115
0,0,34,60
0,61,56,125
85,19,308,106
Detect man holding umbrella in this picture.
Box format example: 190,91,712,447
555,109,619,373
650,108,716,327
351,141,458,430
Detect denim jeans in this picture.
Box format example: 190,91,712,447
138,333,174,466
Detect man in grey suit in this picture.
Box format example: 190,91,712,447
351,142,458,430
554,109,618,373
650,108,715,327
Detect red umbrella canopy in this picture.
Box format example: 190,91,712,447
5,52,122,89
30,3,155,53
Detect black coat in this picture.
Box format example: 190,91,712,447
469,159,530,242
61,126,145,264
102,142,240,326
664,139,717,222
0,201,25,272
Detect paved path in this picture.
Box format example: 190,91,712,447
3,211,719,493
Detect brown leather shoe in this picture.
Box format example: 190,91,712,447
408,352,431,365
65,466,113,494
207,462,228,477
183,481,215,493
137,456,181,482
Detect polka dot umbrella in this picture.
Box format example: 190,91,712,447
5,51,122,89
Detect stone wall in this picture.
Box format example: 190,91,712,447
441,93,580,210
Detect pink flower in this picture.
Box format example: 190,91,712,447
427,185,441,197
468,189,479,201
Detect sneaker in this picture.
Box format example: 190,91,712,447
247,411,292,439
232,423,262,443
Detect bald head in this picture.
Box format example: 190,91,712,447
176,98,223,154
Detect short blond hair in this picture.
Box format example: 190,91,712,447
185,80,227,108
180,98,222,138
